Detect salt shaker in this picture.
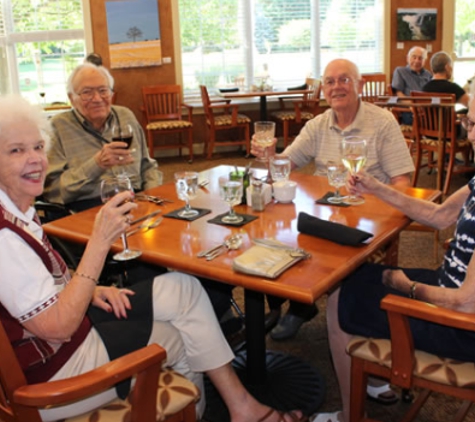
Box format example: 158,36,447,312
251,180,265,211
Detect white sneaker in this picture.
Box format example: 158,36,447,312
310,411,342,422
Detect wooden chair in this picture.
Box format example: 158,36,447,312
142,85,194,163
271,77,322,148
348,294,475,422
360,73,387,103
199,85,251,159
410,91,472,196
0,319,199,422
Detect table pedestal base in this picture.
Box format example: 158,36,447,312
203,350,325,422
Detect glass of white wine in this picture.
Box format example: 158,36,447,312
219,176,244,224
341,136,367,205
100,175,142,261
254,121,275,163
326,160,348,204
174,171,199,218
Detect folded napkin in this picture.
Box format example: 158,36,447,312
208,212,258,227
297,212,373,246
164,207,211,222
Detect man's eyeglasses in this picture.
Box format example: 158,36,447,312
461,117,475,132
76,87,112,102
323,77,352,88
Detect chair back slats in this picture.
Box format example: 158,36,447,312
301,78,321,113
361,73,387,103
142,85,183,121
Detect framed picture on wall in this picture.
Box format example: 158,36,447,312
397,8,437,41
106,0,162,69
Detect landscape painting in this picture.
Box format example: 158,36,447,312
106,0,162,69
397,8,437,41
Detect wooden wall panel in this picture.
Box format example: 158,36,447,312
89,0,176,123
389,0,443,82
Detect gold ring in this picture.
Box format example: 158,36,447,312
118,156,124,161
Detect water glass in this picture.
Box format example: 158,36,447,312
270,154,291,182
174,171,199,218
219,176,244,224
326,161,348,204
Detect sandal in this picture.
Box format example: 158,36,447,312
309,411,342,422
258,408,309,422
366,383,399,405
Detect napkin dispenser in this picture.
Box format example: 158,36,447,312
246,184,272,206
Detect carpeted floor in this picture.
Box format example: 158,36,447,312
157,149,475,422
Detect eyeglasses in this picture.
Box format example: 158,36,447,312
323,77,352,88
461,117,475,132
76,87,112,102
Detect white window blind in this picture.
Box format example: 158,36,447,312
453,0,475,88
179,0,384,95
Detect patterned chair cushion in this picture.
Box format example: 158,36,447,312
347,336,475,388
207,114,251,126
420,137,471,148
146,120,193,131
399,124,413,134
271,110,315,121
63,368,200,422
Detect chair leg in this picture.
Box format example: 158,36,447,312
283,120,290,148
207,131,216,160
349,357,368,422
443,150,456,196
147,130,155,159
244,124,250,157
187,128,193,163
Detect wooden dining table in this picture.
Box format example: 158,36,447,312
43,165,441,419
220,88,312,120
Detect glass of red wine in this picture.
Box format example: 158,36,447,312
100,175,142,261
111,124,133,176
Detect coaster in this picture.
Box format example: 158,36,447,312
316,192,350,207
164,207,211,221
208,212,258,227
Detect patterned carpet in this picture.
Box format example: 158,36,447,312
157,149,475,422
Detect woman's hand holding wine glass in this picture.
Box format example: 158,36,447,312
100,175,142,261
341,136,367,205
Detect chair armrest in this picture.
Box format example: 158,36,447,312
14,344,166,407
381,294,475,331
181,103,194,121
292,99,321,122
209,99,231,105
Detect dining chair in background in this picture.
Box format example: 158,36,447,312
410,91,472,196
360,73,388,104
199,85,251,159
347,294,475,422
0,319,200,422
141,84,194,163
270,77,322,148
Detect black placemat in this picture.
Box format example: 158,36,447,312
207,212,258,227
164,207,211,221
316,192,350,207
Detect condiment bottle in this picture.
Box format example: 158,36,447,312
251,180,265,211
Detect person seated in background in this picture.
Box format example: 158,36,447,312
43,62,160,212
42,63,240,346
391,46,432,124
252,58,414,405
0,94,305,422
317,93,475,422
422,51,469,108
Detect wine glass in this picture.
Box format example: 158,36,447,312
326,160,348,204
219,176,244,224
254,121,275,163
100,175,142,261
270,154,291,182
112,124,134,149
341,136,367,205
174,171,199,218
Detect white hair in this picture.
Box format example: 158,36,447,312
0,95,51,150
66,62,115,96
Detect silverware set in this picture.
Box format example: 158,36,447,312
197,234,243,261
127,216,163,237
136,194,174,205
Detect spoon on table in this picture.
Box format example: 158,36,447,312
197,234,242,259
205,235,243,261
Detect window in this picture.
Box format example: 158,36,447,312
453,0,475,90
0,0,85,104
178,0,384,95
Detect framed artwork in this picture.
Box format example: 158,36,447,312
397,8,437,41
106,0,162,69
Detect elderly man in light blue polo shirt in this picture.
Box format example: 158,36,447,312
391,46,432,124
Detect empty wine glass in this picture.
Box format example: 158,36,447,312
270,154,291,182
341,136,367,205
219,176,244,224
174,171,199,218
326,160,348,204
100,175,142,261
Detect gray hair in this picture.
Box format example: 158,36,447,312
66,62,115,96
408,46,428,60
0,95,51,150
430,51,452,74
